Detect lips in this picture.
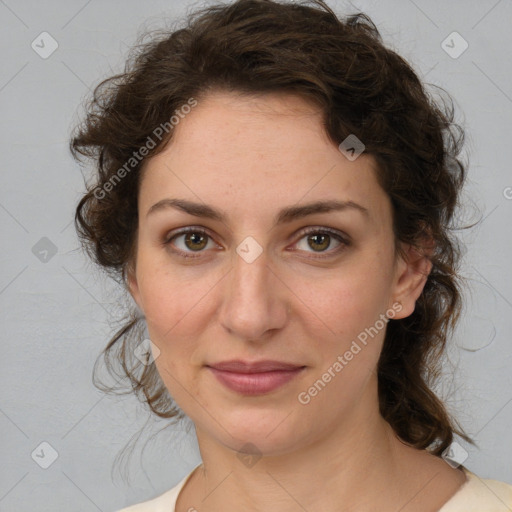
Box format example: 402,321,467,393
206,360,306,395
207,359,304,373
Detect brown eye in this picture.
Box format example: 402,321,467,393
164,227,217,258
183,232,208,251
307,233,331,252
293,227,349,258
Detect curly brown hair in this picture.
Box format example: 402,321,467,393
70,0,474,456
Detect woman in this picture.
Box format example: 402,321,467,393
70,0,512,510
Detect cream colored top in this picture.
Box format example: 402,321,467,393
117,464,512,512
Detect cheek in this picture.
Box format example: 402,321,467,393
293,279,388,411
287,255,394,388
135,255,224,380
293,262,392,337
136,246,213,328
140,270,201,400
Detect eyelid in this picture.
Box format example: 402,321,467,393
163,226,213,245
288,226,350,259
162,226,221,259
293,226,350,244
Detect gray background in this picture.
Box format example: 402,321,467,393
1,0,511,510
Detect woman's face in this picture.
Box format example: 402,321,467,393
129,91,426,456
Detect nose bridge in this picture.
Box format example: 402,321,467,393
232,246,270,299
219,243,287,340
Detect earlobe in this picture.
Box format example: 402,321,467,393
391,243,433,319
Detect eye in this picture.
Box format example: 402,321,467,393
163,227,219,259
163,226,350,260
291,227,349,258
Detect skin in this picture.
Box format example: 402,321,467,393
128,91,467,512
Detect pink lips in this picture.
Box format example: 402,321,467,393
206,360,306,395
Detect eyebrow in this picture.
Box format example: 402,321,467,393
147,197,369,225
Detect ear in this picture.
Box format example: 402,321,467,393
125,262,144,314
390,241,434,320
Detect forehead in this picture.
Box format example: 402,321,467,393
139,91,390,226
155,90,331,168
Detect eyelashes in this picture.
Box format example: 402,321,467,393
162,226,351,260
163,227,217,258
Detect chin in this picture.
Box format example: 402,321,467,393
207,406,311,457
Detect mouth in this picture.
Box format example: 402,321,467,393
206,360,306,395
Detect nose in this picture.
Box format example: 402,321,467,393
219,246,289,342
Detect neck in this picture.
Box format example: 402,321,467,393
183,376,435,512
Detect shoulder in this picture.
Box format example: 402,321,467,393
439,467,512,512
116,487,177,512
115,463,202,512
